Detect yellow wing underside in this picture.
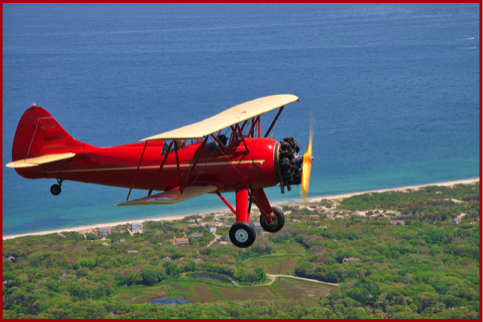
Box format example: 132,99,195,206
141,94,298,141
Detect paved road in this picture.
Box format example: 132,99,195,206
267,274,338,286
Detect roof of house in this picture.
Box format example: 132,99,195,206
342,257,360,262
58,273,74,281
99,227,111,231
170,238,189,244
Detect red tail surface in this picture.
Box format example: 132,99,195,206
12,105,83,162
12,106,83,178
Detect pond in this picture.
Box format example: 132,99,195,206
191,272,232,283
149,298,192,305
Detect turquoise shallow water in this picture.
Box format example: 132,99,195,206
2,4,479,236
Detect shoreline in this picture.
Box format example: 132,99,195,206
3,177,479,241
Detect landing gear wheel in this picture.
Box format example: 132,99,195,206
229,222,256,248
260,207,285,233
50,184,61,196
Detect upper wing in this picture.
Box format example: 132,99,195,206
141,94,298,141
6,152,76,168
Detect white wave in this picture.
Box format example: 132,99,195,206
463,37,474,40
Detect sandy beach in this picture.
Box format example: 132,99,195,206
3,177,479,241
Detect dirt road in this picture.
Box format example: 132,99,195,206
266,274,338,286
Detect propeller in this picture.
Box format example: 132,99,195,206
300,111,315,200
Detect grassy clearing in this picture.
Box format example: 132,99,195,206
113,285,170,304
248,255,301,274
271,278,335,307
112,276,335,307
273,243,307,255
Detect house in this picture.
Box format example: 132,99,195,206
231,281,236,285
342,257,360,263
219,241,228,245
388,220,405,226
58,273,74,281
118,239,126,243
332,239,339,243
7,256,15,263
208,225,216,233
170,238,189,246
226,235,230,241
110,312,115,316
2,280,7,285
98,227,111,237
252,222,266,234
451,219,460,224
191,232,204,238
131,222,143,233
162,257,171,261
102,242,110,247
127,250,138,253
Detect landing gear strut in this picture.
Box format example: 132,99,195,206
50,179,63,196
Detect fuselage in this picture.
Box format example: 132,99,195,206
16,137,280,193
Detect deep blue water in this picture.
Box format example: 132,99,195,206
148,298,192,305
3,4,479,236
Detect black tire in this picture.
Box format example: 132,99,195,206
50,184,61,196
260,207,285,233
229,222,256,248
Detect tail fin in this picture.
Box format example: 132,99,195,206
12,105,83,162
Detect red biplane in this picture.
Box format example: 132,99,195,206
7,95,314,248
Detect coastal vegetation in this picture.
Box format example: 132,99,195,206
2,182,480,319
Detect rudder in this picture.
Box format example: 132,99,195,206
12,105,83,162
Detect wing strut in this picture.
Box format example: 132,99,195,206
264,106,284,138
247,116,260,138
148,141,173,196
216,191,236,215
181,136,209,192
174,140,183,193
231,124,249,152
126,141,148,201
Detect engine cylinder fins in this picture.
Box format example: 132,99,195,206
277,136,302,190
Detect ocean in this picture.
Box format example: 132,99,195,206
2,3,480,236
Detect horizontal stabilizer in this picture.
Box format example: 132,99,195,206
115,185,218,206
6,152,76,168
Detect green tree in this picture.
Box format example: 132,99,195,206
141,267,158,286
